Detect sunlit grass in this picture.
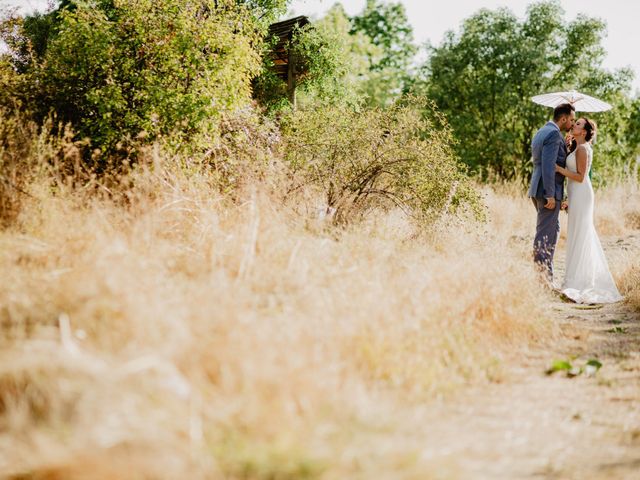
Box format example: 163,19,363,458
0,145,638,478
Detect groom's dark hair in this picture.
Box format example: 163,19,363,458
553,103,575,121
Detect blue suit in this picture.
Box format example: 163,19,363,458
529,121,567,200
528,121,567,281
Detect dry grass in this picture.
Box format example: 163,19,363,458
618,262,640,312
592,180,640,236
591,181,640,311
0,144,638,478
484,179,640,312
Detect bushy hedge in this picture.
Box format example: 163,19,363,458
1,0,275,165
280,97,484,224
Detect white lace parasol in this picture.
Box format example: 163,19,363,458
531,90,612,112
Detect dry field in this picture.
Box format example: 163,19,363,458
1,149,639,479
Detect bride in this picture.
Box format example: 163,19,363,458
554,117,622,304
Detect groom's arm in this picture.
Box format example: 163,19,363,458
541,131,561,205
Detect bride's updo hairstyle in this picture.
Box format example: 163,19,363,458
582,117,597,143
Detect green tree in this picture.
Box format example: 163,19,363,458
412,0,637,181
254,4,377,112
350,0,417,106
236,0,289,28
1,0,289,164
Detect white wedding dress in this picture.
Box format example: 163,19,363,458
561,143,622,304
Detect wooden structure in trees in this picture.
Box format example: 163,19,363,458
268,15,310,107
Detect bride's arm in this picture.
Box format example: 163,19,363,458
555,146,588,183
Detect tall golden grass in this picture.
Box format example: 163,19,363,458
589,181,640,311
0,141,638,478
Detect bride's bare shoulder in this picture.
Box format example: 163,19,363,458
576,144,589,153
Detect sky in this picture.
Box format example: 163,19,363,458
3,0,639,92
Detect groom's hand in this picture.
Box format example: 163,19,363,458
544,197,556,210
565,133,574,148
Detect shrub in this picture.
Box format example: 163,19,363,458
0,108,85,226
619,264,640,311
192,106,284,196
280,97,484,224
254,4,375,113
1,0,269,165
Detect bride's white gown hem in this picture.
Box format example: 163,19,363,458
561,143,622,304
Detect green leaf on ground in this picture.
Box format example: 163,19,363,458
585,359,603,370
584,359,603,377
545,359,603,377
574,304,604,310
546,360,573,375
607,327,627,334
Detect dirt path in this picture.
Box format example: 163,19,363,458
404,235,640,479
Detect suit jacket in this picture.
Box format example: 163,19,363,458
528,121,567,201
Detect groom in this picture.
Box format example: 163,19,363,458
528,103,575,284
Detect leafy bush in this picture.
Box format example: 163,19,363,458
349,0,417,107
280,97,483,224
196,106,284,195
254,4,369,113
590,94,640,186
0,56,20,109
288,22,354,106
1,0,275,165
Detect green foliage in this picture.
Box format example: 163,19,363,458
280,97,483,224
545,358,603,377
412,0,638,182
235,0,289,29
252,34,292,113
589,85,640,186
255,4,370,112
351,0,416,72
607,326,628,334
0,9,48,72
290,6,363,107
255,1,418,112
0,56,20,109
545,359,573,374
1,0,277,164
350,0,417,106
628,97,640,148
201,106,282,195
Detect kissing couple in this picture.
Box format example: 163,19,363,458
529,103,622,304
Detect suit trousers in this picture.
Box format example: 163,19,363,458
532,197,561,282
